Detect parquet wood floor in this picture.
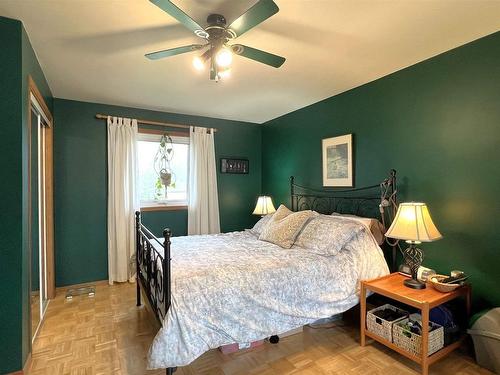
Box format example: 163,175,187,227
28,282,491,375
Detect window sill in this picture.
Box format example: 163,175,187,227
140,205,188,212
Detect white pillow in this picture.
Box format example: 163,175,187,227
330,212,386,245
295,214,364,256
250,213,274,236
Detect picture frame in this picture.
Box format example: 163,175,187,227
322,134,353,187
220,158,249,174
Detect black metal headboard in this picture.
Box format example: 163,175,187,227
290,170,398,269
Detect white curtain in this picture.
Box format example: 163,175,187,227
188,126,220,235
107,116,138,284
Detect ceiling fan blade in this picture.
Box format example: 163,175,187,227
145,44,204,60
149,0,207,37
231,44,285,68
228,0,279,38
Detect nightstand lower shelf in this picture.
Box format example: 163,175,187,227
365,330,466,366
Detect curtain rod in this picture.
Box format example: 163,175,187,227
95,114,217,132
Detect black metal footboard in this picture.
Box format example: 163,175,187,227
135,211,175,375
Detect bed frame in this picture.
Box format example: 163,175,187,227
290,169,398,270
135,169,397,375
135,213,175,374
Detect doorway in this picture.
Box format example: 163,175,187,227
28,77,54,342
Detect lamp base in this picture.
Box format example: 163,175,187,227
402,242,426,289
404,278,426,289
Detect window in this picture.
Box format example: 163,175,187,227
138,132,189,207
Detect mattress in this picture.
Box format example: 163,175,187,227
146,225,389,368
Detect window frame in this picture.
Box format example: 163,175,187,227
137,129,189,211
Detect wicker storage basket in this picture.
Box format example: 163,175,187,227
393,314,444,356
367,304,409,342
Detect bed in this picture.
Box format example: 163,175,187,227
135,170,398,373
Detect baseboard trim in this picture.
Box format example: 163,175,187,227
55,279,108,293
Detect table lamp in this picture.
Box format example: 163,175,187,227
385,202,442,289
252,196,276,216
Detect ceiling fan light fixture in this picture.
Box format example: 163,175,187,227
192,56,206,71
215,48,233,68
192,48,212,71
217,67,231,79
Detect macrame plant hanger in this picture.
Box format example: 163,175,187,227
154,134,175,199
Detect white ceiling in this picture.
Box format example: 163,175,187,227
1,0,499,123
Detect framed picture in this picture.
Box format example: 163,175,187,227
220,158,249,174
322,134,353,187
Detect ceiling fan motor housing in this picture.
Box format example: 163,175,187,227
205,14,233,42
207,14,227,26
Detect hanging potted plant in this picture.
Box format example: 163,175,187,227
154,134,176,199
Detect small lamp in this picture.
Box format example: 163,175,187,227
385,202,442,289
252,196,276,216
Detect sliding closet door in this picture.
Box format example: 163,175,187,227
29,84,54,342
38,112,49,317
30,107,41,339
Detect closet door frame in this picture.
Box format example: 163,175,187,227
27,76,55,342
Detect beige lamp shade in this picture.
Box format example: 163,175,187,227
252,196,276,215
385,202,443,242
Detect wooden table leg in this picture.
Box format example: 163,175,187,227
465,285,472,318
421,303,430,375
360,282,366,347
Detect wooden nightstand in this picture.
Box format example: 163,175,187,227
360,272,471,375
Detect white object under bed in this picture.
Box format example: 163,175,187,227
147,219,389,369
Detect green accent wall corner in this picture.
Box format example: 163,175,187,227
262,31,500,308
0,16,24,374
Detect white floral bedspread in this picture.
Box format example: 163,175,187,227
147,227,389,369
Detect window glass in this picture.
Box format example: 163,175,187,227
138,133,188,205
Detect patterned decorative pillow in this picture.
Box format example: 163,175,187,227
258,205,315,248
271,204,294,220
295,214,365,256
250,213,274,236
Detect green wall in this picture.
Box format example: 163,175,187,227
53,99,261,287
262,32,500,308
0,17,23,374
141,210,188,237
0,16,53,374
21,24,54,370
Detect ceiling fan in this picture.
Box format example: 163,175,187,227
146,0,286,81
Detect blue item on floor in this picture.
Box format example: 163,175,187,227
430,305,460,346
430,306,454,327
